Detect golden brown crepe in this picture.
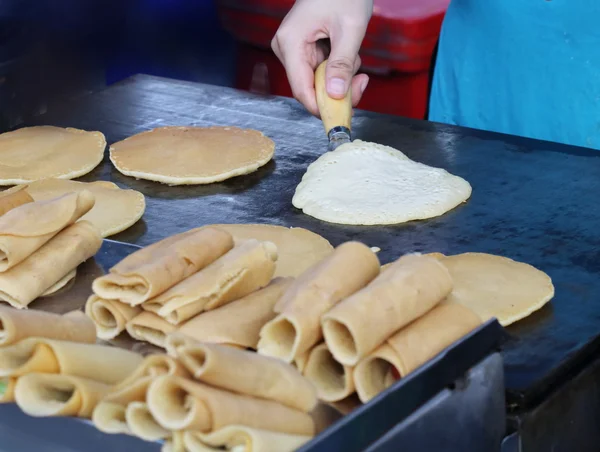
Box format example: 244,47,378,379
126,401,171,441
0,221,102,308
85,295,142,340
176,277,293,349
302,343,355,403
151,240,278,325
0,307,96,346
322,254,453,366
93,228,234,305
147,376,314,435
14,373,109,418
258,242,380,363
0,337,143,383
0,191,95,271
0,185,33,217
126,312,177,348
354,304,481,402
167,340,317,412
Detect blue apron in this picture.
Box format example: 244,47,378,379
429,0,600,150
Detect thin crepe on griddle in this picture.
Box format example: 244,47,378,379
0,221,102,308
85,295,142,340
322,254,453,366
0,191,94,272
126,312,177,348
354,304,481,402
176,277,293,349
258,242,379,363
93,228,234,305
302,343,354,403
0,185,33,217
147,376,314,435
151,240,278,325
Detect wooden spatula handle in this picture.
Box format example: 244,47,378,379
315,60,352,136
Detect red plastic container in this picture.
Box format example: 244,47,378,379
217,0,449,118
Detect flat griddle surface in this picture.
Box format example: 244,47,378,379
27,75,600,410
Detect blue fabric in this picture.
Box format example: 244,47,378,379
429,0,600,150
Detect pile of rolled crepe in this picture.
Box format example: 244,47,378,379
92,335,317,452
87,227,285,350
0,188,102,309
257,242,483,404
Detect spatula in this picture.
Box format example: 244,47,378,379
315,59,353,152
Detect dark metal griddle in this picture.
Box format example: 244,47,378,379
26,75,600,413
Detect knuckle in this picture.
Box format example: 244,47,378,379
328,57,355,73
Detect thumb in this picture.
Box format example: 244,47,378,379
325,32,363,99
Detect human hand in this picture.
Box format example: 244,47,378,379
271,0,373,116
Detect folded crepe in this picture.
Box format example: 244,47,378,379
14,373,109,418
354,304,481,403
126,401,171,441
0,377,16,403
302,343,354,403
151,240,278,325
147,376,314,436
41,268,77,297
329,393,362,416
163,431,186,452
126,312,177,348
322,254,453,366
167,340,317,412
93,228,234,305
0,191,94,272
0,307,96,346
258,242,380,363
85,295,142,340
183,426,312,452
0,185,33,217
0,337,143,383
92,402,132,435
176,277,293,349
0,220,102,308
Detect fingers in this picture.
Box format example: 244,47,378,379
325,23,367,99
351,73,369,107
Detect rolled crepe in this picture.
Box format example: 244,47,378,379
152,240,278,325
163,431,186,452
183,426,312,452
176,277,293,349
147,376,314,436
0,191,95,272
0,185,34,217
41,268,76,297
0,220,102,308
168,341,317,412
126,401,171,441
329,393,362,416
258,242,380,363
92,402,131,435
126,312,176,348
0,307,96,346
354,303,482,402
93,227,234,305
322,254,453,366
85,295,142,340
0,337,143,384
0,377,16,403
15,373,109,418
303,343,354,403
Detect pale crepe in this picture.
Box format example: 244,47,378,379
41,269,77,297
0,185,33,216
126,401,171,441
166,340,317,412
183,426,312,452
109,126,274,185
292,140,472,225
432,252,555,326
322,254,453,366
0,221,102,308
258,242,379,363
0,126,106,185
147,376,314,435
302,343,354,403
0,337,143,383
15,373,109,418
9,178,146,237
151,240,277,325
93,228,234,305
354,304,481,402
85,295,142,340
0,191,95,271
126,312,177,348
177,277,293,349
207,224,333,278
0,307,95,346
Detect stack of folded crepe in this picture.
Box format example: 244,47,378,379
87,227,282,349
257,244,482,408
0,307,143,419
0,190,103,308
93,336,317,452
